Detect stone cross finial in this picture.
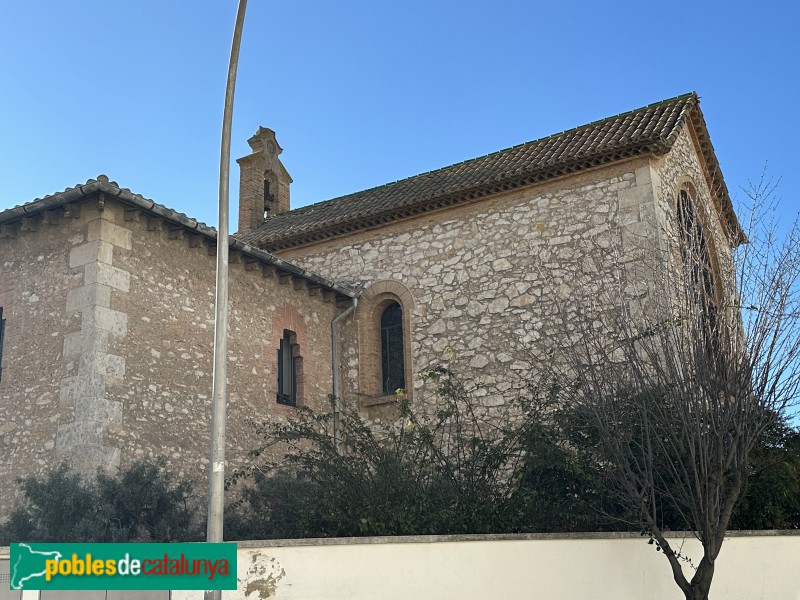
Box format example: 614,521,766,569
247,127,283,157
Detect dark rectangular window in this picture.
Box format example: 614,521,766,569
276,330,296,406
381,302,405,395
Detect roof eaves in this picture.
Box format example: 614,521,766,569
251,94,699,231
255,140,669,251
684,105,746,246
0,177,357,299
246,94,701,251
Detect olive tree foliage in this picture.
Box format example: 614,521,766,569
545,177,800,600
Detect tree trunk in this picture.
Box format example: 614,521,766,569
684,587,710,600
683,557,714,600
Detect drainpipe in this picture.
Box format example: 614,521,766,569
331,297,357,453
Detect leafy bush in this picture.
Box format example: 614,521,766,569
227,368,626,538
732,422,800,530
3,378,794,545
229,369,798,540
0,458,202,544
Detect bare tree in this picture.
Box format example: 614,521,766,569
546,176,800,600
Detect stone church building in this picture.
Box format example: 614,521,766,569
0,93,742,513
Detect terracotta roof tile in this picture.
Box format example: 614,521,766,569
240,92,739,251
0,176,356,299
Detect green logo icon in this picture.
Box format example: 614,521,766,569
9,543,237,590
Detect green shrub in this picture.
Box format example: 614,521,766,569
0,458,202,544
227,368,624,538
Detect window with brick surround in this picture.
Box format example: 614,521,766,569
276,329,299,406
356,281,415,404
381,302,405,395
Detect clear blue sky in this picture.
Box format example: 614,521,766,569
1,1,798,229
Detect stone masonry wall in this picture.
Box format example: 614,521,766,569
109,201,341,486
0,205,106,513
0,196,343,515
280,158,664,420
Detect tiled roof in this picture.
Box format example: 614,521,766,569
240,92,741,251
0,176,356,299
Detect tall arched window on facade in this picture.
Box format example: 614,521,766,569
380,302,405,395
676,189,717,328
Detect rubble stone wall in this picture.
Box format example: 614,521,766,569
0,197,343,514
0,206,102,513
280,158,669,419
110,201,341,485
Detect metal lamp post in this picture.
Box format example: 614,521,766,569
206,1,248,599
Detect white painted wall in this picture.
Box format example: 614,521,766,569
4,533,800,600
175,533,800,600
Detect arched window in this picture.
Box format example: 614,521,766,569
676,189,717,326
380,302,405,395
263,171,277,220
356,280,415,405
